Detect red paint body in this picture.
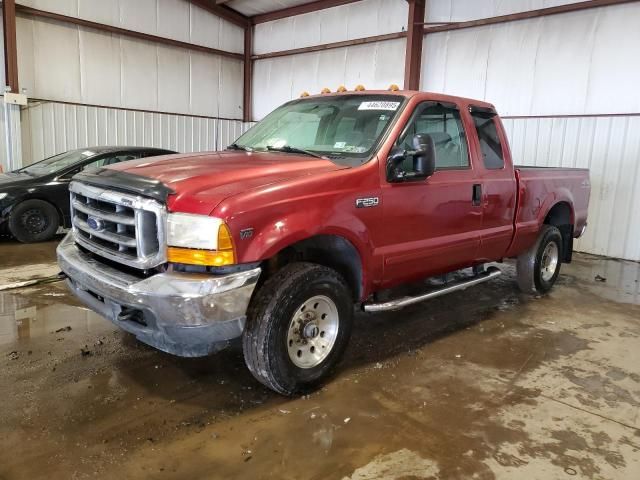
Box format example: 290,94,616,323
109,91,590,300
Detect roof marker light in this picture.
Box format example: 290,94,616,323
320,87,331,94
300,91,310,97
336,85,347,92
388,84,400,91
354,84,366,91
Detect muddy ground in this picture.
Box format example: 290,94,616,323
0,236,639,479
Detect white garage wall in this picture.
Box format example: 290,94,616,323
16,17,244,119
17,0,244,53
252,0,408,120
253,38,406,120
421,3,640,116
421,2,640,261
19,101,251,166
253,0,407,54
425,0,586,22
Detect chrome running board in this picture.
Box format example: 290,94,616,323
363,266,502,313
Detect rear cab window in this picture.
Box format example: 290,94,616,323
470,107,505,169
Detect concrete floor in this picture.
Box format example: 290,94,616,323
0,237,639,480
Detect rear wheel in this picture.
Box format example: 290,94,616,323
516,225,563,293
8,199,60,243
242,262,353,396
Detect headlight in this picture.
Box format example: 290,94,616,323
0,193,8,201
166,213,235,266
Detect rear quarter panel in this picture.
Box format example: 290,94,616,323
507,167,590,257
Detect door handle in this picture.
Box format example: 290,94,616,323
472,184,482,206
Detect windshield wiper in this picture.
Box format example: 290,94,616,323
266,145,326,159
227,143,251,151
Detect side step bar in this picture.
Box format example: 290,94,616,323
363,266,502,313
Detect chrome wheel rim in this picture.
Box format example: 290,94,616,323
540,242,559,282
287,295,339,369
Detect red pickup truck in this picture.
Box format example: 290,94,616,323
57,90,590,395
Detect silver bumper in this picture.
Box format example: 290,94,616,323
57,233,260,357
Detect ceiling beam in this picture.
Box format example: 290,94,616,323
187,0,249,28
252,0,363,24
423,0,640,34
251,31,406,60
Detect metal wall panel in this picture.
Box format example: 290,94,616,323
503,115,640,261
421,2,640,116
19,101,252,167
253,0,408,54
0,101,23,172
19,0,244,53
425,0,586,22
252,38,406,120
16,16,244,119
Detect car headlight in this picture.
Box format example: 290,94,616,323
166,213,235,266
0,193,8,201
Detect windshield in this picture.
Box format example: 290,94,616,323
233,95,406,166
19,149,97,175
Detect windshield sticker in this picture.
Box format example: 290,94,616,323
343,146,367,153
333,141,346,149
358,101,400,111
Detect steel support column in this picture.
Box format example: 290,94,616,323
404,0,425,91
243,25,253,123
2,0,19,93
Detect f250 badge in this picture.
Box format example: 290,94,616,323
355,197,380,209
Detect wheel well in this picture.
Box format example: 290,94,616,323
544,202,573,262
264,235,363,301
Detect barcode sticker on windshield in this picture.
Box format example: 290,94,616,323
358,101,400,111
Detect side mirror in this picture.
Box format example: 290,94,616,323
387,133,436,182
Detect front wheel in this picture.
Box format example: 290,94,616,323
8,199,60,243
516,225,563,294
242,262,354,396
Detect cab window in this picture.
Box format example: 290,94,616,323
396,102,470,172
471,112,504,169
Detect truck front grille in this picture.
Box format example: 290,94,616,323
69,181,167,270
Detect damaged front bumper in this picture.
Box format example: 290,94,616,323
57,234,260,357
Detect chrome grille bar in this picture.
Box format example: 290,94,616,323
69,181,167,269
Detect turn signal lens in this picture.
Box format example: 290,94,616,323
217,223,234,251
167,247,235,267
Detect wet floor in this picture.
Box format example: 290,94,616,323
0,241,639,479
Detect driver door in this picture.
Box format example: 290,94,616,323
380,101,483,287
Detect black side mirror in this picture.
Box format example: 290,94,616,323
387,133,436,182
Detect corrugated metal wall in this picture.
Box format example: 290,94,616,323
20,101,251,166
425,0,585,22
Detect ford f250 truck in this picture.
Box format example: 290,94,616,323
57,90,590,395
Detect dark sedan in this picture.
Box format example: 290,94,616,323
0,146,176,243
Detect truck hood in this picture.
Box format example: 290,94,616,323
105,151,348,214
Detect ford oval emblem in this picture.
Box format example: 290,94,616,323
87,216,104,231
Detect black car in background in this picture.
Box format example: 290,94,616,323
0,146,176,243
